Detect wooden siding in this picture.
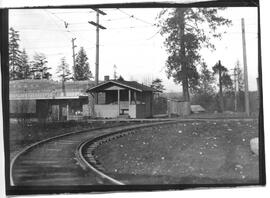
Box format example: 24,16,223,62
168,101,191,116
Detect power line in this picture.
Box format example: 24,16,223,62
225,31,258,35
104,17,130,21
50,11,95,14
107,25,154,30
146,30,161,40
44,52,64,56
46,9,66,23
43,10,71,40
25,45,72,50
117,8,157,27
14,28,73,32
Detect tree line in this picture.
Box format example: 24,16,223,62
9,27,92,81
156,7,249,112
157,8,232,102
150,60,245,113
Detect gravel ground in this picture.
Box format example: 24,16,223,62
94,120,259,184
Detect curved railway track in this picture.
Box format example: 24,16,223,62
11,118,257,186
11,120,177,186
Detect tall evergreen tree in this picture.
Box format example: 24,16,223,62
233,60,245,111
150,78,165,92
74,47,92,80
9,27,22,80
56,57,71,96
118,75,125,81
158,8,232,102
20,49,31,79
191,62,216,111
234,60,244,92
57,57,71,81
196,62,215,95
212,61,232,112
30,53,52,80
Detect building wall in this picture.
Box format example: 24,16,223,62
168,100,191,116
10,98,89,121
152,96,167,115
10,100,36,114
143,92,153,118
129,104,136,118
94,104,149,119
36,100,50,121
89,90,154,119
136,104,147,118
95,104,119,118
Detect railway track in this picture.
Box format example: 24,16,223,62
11,118,257,186
11,121,177,186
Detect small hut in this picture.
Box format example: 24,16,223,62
86,79,158,118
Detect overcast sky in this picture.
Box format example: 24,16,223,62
9,7,258,92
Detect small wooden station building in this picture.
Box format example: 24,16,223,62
87,79,158,118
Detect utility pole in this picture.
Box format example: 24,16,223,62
241,18,250,116
218,60,224,112
89,9,106,104
71,38,77,78
233,66,238,112
113,64,117,80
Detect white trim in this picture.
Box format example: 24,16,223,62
9,96,88,100
87,81,143,92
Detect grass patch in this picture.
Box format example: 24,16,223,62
94,119,259,184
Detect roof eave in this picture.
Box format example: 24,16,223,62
86,80,143,92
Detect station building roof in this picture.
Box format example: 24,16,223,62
9,79,94,100
87,80,159,93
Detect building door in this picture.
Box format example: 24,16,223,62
51,105,60,121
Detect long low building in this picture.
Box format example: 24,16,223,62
9,78,159,121
9,79,94,121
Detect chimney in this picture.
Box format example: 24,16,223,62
104,75,110,81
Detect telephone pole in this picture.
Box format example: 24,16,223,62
233,65,238,112
71,38,77,78
241,18,250,116
89,9,106,104
218,60,224,112
89,9,107,86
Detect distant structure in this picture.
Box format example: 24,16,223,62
9,79,94,122
87,76,159,118
9,76,160,121
190,105,206,114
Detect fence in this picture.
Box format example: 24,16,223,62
167,99,191,116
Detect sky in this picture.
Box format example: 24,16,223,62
8,7,258,92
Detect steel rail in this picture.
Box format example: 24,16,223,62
10,120,176,185
10,118,257,186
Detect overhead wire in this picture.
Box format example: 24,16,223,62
43,9,96,50
116,8,158,27
43,9,71,40
50,10,95,14
146,30,161,40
